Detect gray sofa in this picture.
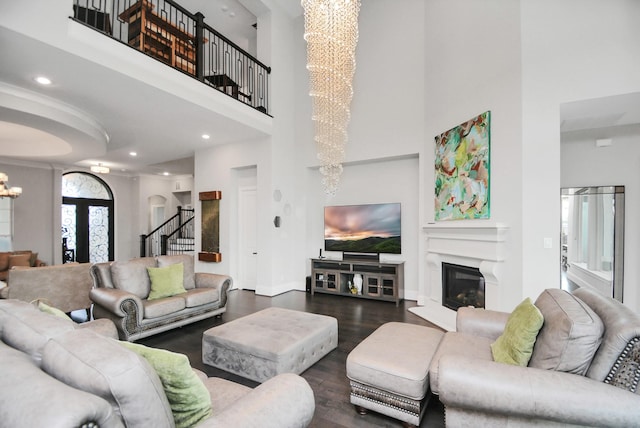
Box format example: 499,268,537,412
434,287,640,427
90,254,231,342
0,299,315,428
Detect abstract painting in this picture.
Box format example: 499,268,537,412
434,111,490,221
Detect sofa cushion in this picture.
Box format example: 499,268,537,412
111,258,156,299
0,299,75,364
0,340,119,428
182,288,219,308
120,341,212,428
143,296,187,319
429,331,494,394
529,289,604,375
41,329,174,428
0,252,9,271
491,297,544,366
157,255,195,290
8,253,31,269
147,263,187,300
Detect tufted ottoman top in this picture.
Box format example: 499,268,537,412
203,307,338,382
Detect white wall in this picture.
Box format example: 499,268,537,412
521,0,640,311
195,139,274,293
561,128,640,307
423,0,524,311
305,156,420,298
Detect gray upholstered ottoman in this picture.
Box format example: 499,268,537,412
346,322,444,427
202,307,338,382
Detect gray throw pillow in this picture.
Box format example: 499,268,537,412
529,289,604,375
111,258,156,298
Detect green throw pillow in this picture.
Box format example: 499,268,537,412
147,263,186,300
120,341,212,428
37,301,72,321
491,297,544,366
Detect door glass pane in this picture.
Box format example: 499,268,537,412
62,204,77,258
89,206,109,263
62,173,111,199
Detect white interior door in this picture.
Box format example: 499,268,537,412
239,186,257,290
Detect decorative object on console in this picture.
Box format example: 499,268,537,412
199,191,222,263
0,172,22,198
353,273,362,295
435,110,491,220
302,0,361,196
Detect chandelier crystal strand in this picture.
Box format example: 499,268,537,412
302,0,361,196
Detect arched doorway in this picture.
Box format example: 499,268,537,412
61,172,114,263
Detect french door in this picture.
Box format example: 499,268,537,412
61,172,114,264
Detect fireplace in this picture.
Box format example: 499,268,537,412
442,263,485,310
413,223,508,331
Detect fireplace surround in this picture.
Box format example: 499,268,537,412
413,223,509,330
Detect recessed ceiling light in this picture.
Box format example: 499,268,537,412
129,151,137,156
202,134,210,140
163,172,170,176
35,76,52,85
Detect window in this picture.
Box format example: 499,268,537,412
0,198,11,251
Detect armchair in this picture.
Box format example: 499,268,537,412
434,288,640,427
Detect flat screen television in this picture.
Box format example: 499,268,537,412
324,203,401,255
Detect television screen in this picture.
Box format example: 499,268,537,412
324,203,401,254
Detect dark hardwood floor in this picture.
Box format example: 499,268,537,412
138,289,446,428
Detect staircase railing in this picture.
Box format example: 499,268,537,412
140,206,195,257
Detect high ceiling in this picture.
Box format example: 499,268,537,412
1,1,637,178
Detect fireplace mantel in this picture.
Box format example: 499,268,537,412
411,223,510,331
422,222,509,262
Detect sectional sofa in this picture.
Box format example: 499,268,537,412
0,299,315,427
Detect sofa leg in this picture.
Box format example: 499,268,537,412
354,405,368,415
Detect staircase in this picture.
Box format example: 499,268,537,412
140,207,195,257
167,237,195,254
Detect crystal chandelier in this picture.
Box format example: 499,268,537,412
0,172,22,199
302,0,361,196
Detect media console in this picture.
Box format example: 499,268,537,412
310,258,404,306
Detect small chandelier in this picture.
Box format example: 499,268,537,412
0,172,22,199
90,164,110,174
302,0,361,196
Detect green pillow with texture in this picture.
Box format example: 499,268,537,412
120,341,212,428
37,301,72,321
147,262,186,300
491,297,544,366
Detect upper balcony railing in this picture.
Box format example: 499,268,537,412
72,0,271,115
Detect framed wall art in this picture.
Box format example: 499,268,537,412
434,111,491,221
